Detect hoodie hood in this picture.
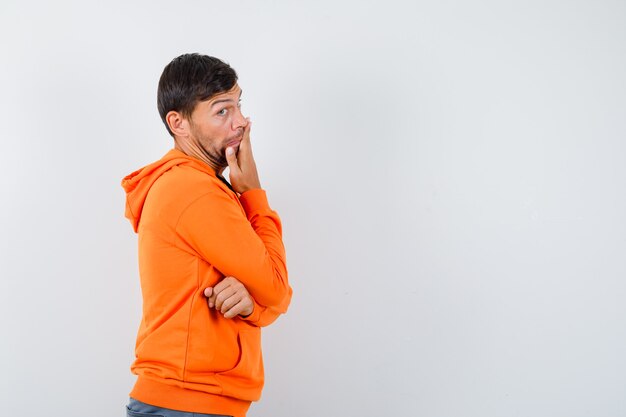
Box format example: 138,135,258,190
121,148,216,233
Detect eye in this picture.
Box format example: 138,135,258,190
217,108,228,116
237,100,242,108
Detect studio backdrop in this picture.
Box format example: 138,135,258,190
1,1,624,416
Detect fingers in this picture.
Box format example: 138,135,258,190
225,117,260,194
223,298,253,319
241,118,251,146
206,276,235,309
212,276,239,295
214,285,237,311
225,146,240,175
205,276,253,319
204,287,214,308
234,119,252,165
210,277,241,311
219,292,240,315
226,119,250,171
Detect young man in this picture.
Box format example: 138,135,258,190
121,53,292,417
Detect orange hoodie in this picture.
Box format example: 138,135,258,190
121,148,292,417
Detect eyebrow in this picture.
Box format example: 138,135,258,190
210,89,243,108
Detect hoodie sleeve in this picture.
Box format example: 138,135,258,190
176,187,291,308
240,283,293,327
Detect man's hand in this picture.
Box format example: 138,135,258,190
226,118,261,194
204,276,254,319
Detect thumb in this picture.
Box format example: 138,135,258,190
225,146,240,173
204,287,213,298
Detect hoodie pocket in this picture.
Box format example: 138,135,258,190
216,327,264,401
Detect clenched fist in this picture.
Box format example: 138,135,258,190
225,118,261,194
204,276,254,319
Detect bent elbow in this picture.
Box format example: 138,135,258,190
255,268,291,307
257,283,290,307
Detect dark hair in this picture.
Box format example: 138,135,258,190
157,53,238,137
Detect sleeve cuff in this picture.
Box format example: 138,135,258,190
239,188,270,217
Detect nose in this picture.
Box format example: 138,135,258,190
232,106,247,131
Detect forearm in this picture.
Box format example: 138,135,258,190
238,189,290,306
177,187,290,307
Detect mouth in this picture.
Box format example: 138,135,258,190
224,130,243,154
225,132,243,150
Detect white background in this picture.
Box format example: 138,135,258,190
1,1,625,416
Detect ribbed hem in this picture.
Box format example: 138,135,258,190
130,375,251,417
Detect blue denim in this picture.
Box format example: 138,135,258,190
126,397,232,417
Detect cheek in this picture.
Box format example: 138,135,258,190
209,117,232,134
200,120,225,137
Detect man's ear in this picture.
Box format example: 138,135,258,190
166,111,190,137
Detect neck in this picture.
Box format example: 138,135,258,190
174,139,226,176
